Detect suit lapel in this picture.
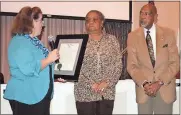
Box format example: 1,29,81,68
137,27,153,69
155,25,164,69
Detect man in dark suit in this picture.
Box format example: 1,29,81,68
127,3,179,114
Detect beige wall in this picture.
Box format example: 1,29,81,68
156,2,179,34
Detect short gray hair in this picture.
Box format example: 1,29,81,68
86,10,105,24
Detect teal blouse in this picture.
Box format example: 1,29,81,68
4,34,54,104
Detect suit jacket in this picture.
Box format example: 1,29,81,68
127,25,179,104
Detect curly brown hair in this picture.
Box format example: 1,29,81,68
11,6,42,36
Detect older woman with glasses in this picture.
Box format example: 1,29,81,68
74,10,123,115
4,6,60,115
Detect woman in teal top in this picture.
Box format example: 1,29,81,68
3,6,60,115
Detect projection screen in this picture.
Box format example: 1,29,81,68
0,2,130,20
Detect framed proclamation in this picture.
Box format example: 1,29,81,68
54,34,88,82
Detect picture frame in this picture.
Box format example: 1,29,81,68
54,34,89,82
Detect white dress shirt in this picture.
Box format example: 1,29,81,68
144,24,156,59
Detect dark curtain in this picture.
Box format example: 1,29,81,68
0,16,1,72
0,1,1,71
105,21,132,79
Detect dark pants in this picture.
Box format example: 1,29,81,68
76,99,114,115
9,84,52,115
9,98,50,115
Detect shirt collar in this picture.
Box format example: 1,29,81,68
144,23,156,36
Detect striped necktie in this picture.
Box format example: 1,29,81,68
146,30,155,67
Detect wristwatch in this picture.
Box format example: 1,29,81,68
143,81,149,87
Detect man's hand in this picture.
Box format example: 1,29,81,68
144,81,162,97
143,82,154,96
149,81,162,96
